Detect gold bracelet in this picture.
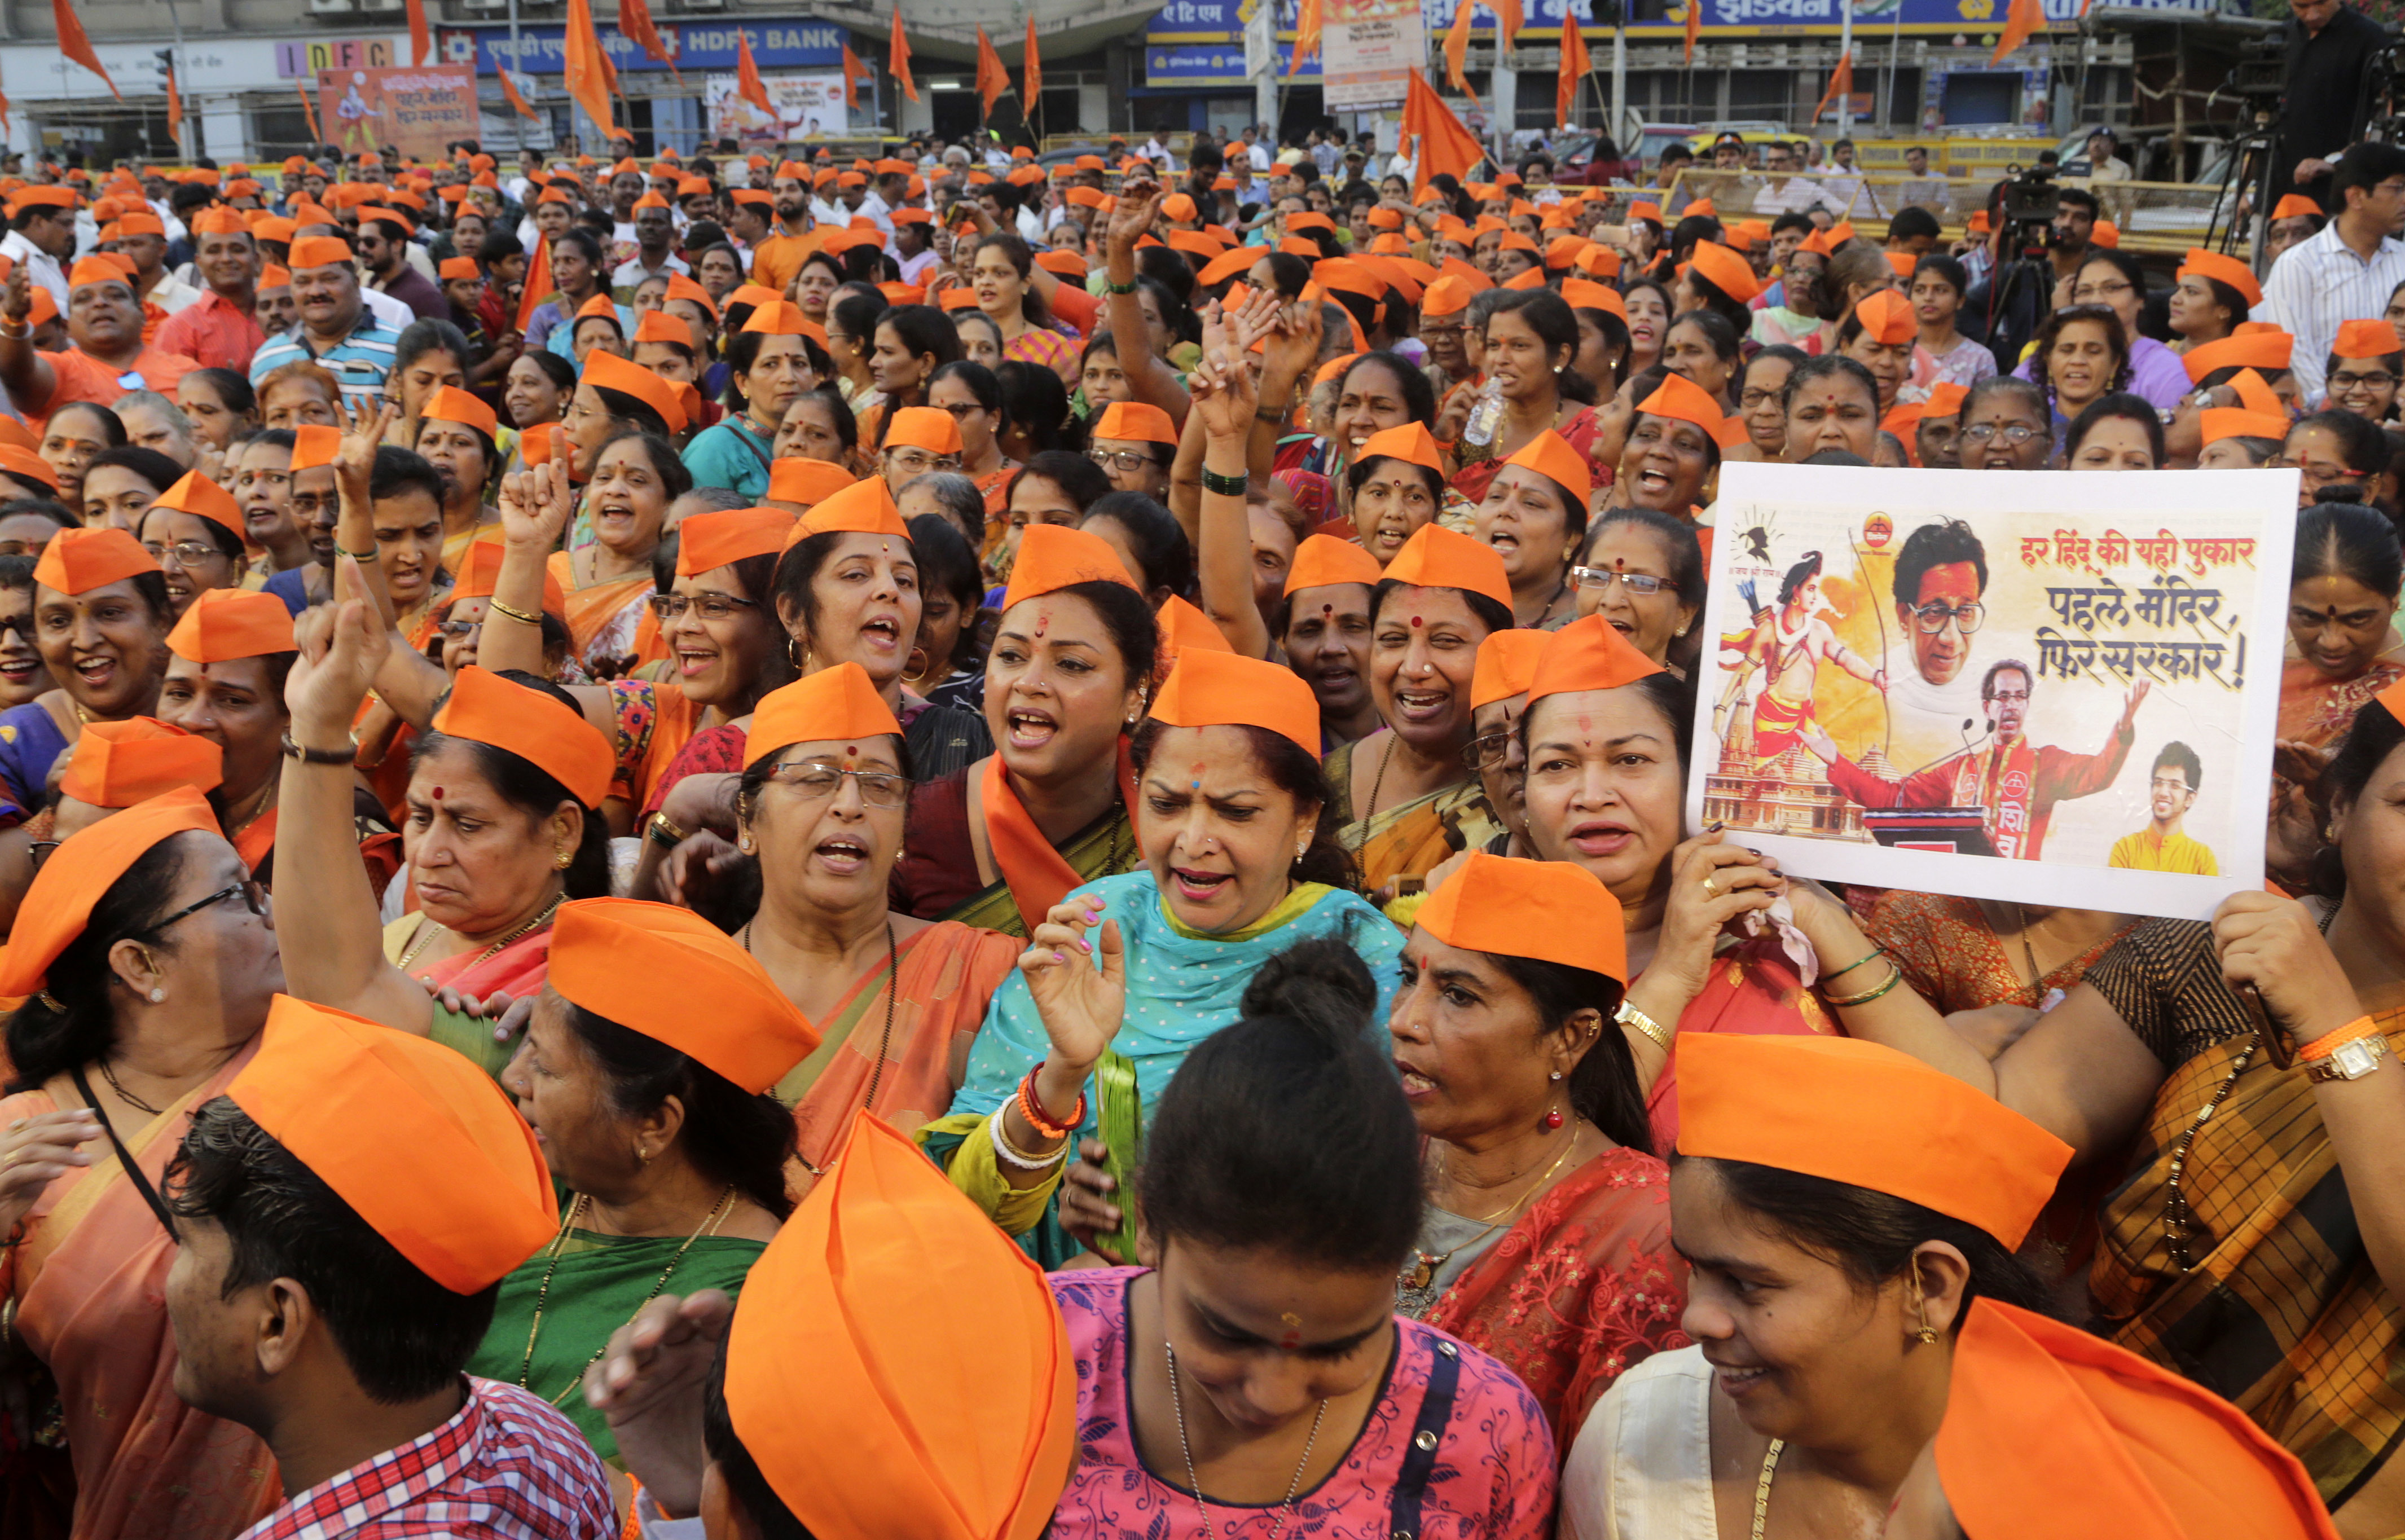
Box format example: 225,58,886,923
1616,999,1672,1052
644,810,687,849
486,597,540,627
1825,961,1905,1009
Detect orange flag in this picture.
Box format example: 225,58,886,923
54,0,119,100
841,42,870,110
563,0,617,140
975,25,1009,116
1402,67,1482,196
736,30,772,113
1810,48,1853,122
1443,2,1476,100
1290,0,1323,76
1989,0,2042,63
1557,12,1590,130
297,79,320,141
499,68,540,123
0,93,14,137
406,0,430,65
1683,0,1700,63
619,0,681,82
517,234,553,332
166,61,183,142
1492,0,1523,51
1024,16,1043,112
890,6,918,103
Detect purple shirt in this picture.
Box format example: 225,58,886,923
2014,333,2188,413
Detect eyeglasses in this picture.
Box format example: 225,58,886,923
2149,775,2196,793
1572,566,1668,596
1088,448,1157,473
763,758,911,807
886,447,962,474
2070,279,2133,301
436,618,483,637
1912,600,1984,634
1463,727,1520,775
142,539,227,567
2331,369,2398,392
1739,388,1784,410
647,591,760,622
933,401,987,420
148,879,269,934
1960,422,2039,445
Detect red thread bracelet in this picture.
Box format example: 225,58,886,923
1016,1067,1085,1141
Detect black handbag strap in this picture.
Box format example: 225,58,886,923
68,1066,179,1240
1388,1330,1463,1540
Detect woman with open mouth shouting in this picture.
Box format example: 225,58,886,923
937,646,1404,1268
1443,290,1615,519
0,526,173,813
1562,1032,2072,1540
1325,521,1513,900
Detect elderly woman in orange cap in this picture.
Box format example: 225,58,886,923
1561,1033,2070,1540
1347,420,1449,570
0,787,285,1539
1278,533,1385,747
941,645,1403,1269
134,467,249,617
878,403,967,498
1086,398,1177,501
1325,522,1514,896
1473,429,1593,631
413,384,504,570
683,300,816,503
0,527,172,811
0,253,201,432
1601,376,1722,540
1444,290,1615,514
1390,853,1687,1446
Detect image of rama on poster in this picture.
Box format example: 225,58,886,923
1690,465,2294,917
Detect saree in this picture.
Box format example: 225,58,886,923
1446,406,1615,509
464,1226,767,1466
604,678,700,811
381,913,555,1079
3,1050,280,1540
890,764,1142,939
1421,1147,1690,1450
1326,737,1507,895
1862,890,2134,1014
775,921,1019,1191
547,550,659,676
1643,934,1836,1151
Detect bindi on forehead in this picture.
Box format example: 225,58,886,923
431,786,444,800
1410,615,1423,628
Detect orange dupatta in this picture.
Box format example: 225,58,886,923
6,1048,280,1540
981,738,1141,931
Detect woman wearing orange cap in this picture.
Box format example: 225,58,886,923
684,302,817,503
2168,246,2257,357
1326,523,1514,896
1446,291,1615,514
552,429,687,675
134,468,249,615
2325,318,2403,426
1573,508,1705,670
973,233,1080,387
1346,420,1449,569
1836,292,1918,414
0,788,285,1539
1561,1033,2068,1540
0,528,173,811
1474,428,1593,631
1390,855,1686,1445
1604,375,1723,533
413,384,504,571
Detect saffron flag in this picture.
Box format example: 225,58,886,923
1402,67,1482,196
563,0,617,141
1683,0,1700,63
54,0,119,100
736,29,772,113
1493,0,1523,52
1810,48,1852,122
406,0,430,65
517,235,553,332
1557,14,1590,130
499,69,540,122
297,79,320,140
1443,1,1476,101
0,93,14,137
1025,17,1043,114
891,6,918,103
1990,0,2042,63
975,25,1009,116
1290,0,1322,77
841,42,872,111
621,0,682,81
166,61,183,141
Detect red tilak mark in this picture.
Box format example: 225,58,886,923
431,786,445,800
1410,615,1423,628
1280,1330,1303,1350
845,743,858,758
1321,604,1334,617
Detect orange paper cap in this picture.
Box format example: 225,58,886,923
1092,400,1177,446
67,257,133,291
1381,523,1511,611
664,272,718,318
634,310,692,348
1687,239,1759,302
1937,1299,2340,1540
1419,852,1626,986
1283,532,1382,597
1882,402,1927,440
431,665,613,809
2177,247,2263,310
1355,421,1444,476
1677,1034,2073,1248
0,443,57,491
59,717,222,807
289,424,340,473
2227,367,2284,417
2272,193,2323,222
227,996,557,1293
1198,247,1256,286
886,405,964,456
167,587,294,663
2332,319,2402,360
677,507,794,577
1155,594,1232,663
1852,288,1916,345
451,543,568,621
2091,220,2121,248
1149,645,1320,759
1001,523,1138,614
1502,266,1546,291
1470,627,1549,711
1635,374,1726,439
439,256,481,282
574,292,621,324
2183,330,2292,384
581,348,688,434
1923,380,1970,419
793,476,909,542
1561,279,1626,321
140,469,242,542
1528,613,1665,703
741,300,814,337
767,457,856,509
1501,428,1596,507
551,899,820,1092
286,235,354,271
0,786,218,996
2200,407,2291,446
726,1115,1075,1540
1884,250,1915,278
34,526,157,596
1420,274,1477,319
744,661,904,772
421,385,498,438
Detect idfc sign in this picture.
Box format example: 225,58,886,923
439,23,846,75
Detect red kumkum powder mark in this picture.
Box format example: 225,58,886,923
430,786,444,800
1410,615,1423,628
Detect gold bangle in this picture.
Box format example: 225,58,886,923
1616,999,1672,1053
644,810,687,849
486,597,540,627
1825,961,1905,1009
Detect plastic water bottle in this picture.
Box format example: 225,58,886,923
1462,381,1504,450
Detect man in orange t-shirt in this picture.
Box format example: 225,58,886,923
748,159,820,300
0,256,199,430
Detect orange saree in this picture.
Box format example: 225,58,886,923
548,551,665,676
2,1049,279,1540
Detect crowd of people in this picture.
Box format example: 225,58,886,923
0,114,2398,1540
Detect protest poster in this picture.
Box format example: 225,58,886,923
319,66,479,162
704,72,847,146
1687,461,2298,919
1321,0,1421,108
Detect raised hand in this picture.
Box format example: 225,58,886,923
1017,892,1128,1079
0,1109,102,1239
496,428,574,550
1106,179,1166,257
1186,339,1258,446
283,555,390,745
0,259,28,328
333,397,394,507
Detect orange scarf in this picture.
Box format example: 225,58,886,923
981,740,1140,930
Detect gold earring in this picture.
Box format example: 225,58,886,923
635,1142,650,1165
1913,1276,1938,1345
554,847,572,869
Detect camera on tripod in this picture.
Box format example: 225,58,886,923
2228,32,2289,106
1998,163,2060,257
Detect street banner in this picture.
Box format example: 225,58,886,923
1321,0,1419,107
1690,463,2298,919
704,71,847,144
319,64,478,161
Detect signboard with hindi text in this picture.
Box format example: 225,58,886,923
1687,463,2296,920
318,65,479,162
703,74,848,147
1321,0,1422,108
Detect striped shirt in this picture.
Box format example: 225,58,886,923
248,310,402,406
2259,219,2405,404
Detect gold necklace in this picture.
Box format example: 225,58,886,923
400,890,565,975
518,1185,736,1406
1752,1438,1785,1540
1401,1127,1580,1293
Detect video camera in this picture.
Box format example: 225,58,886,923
1998,163,2060,258
2227,31,2289,107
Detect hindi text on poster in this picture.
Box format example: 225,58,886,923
319,67,480,163
1321,0,1421,107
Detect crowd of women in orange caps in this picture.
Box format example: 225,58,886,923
0,126,2395,1540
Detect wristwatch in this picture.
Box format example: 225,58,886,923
2306,1032,2391,1084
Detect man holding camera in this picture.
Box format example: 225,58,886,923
2276,0,2390,214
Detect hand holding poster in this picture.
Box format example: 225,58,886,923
1689,462,2299,919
